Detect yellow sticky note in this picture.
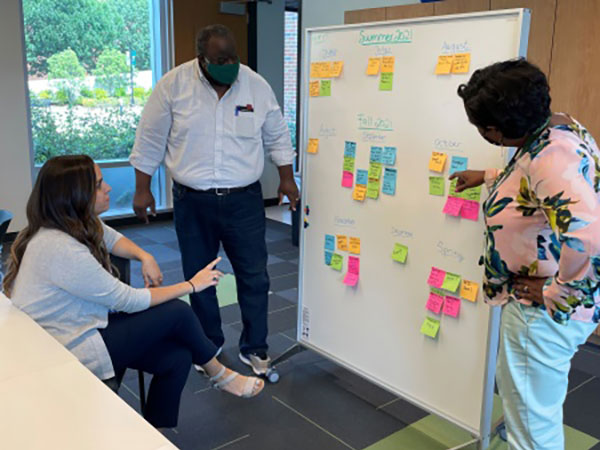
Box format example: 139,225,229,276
460,280,479,302
337,235,349,252
452,53,471,74
310,63,319,78
429,152,447,172
307,138,319,154
420,316,440,339
435,55,454,74
381,56,395,73
331,61,344,77
349,237,361,254
366,57,381,75
311,62,332,78
309,81,320,97
353,185,367,201
320,61,333,77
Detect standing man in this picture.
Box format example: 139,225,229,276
130,24,298,375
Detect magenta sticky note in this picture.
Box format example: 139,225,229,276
342,171,354,188
427,267,446,288
442,196,463,216
443,295,461,317
461,199,480,221
348,256,360,275
426,292,444,314
343,272,359,286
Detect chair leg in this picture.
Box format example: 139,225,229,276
138,370,146,413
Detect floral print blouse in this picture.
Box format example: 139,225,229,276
482,115,600,324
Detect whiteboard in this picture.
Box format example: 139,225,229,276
298,9,530,440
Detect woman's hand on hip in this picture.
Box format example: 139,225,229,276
514,276,555,316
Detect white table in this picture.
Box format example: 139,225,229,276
0,293,177,449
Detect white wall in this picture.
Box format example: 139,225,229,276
0,0,33,232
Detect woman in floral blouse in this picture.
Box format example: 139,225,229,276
450,59,600,449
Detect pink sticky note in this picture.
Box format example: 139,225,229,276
443,196,463,216
427,267,446,288
343,272,359,286
461,199,480,221
342,171,354,188
443,295,461,317
348,256,360,275
426,292,444,314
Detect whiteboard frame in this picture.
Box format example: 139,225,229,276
296,8,531,446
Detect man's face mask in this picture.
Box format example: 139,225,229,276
203,57,240,86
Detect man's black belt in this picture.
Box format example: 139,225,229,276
175,181,257,196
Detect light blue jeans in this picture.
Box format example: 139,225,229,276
496,301,597,449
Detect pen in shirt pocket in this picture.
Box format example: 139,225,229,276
235,104,254,116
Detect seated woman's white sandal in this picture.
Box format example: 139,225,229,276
209,367,263,398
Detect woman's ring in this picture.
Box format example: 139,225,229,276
524,285,529,293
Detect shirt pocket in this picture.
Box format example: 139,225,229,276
234,111,259,139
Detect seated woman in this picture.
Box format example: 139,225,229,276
2,155,264,429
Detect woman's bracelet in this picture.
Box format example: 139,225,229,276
187,280,196,294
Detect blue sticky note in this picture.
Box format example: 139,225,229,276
382,146,397,165
325,234,335,251
449,156,468,175
356,169,368,185
325,251,333,265
382,168,397,195
370,146,383,163
344,141,357,158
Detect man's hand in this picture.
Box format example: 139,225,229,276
133,189,156,224
277,164,299,211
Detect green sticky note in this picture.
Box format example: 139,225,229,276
343,156,355,172
379,72,393,91
392,243,408,263
431,287,445,296
330,253,343,271
368,162,382,180
464,185,482,202
367,179,380,199
421,316,440,338
320,79,331,96
441,272,461,292
429,176,445,196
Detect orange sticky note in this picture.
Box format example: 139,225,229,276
435,55,454,74
337,235,349,251
381,56,395,73
307,138,319,154
349,237,361,254
460,280,479,302
309,81,320,97
353,185,367,201
331,61,344,77
320,61,333,77
429,152,447,172
366,57,381,75
310,62,331,78
452,53,471,74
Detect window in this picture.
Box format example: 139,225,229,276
284,10,299,160
22,0,168,217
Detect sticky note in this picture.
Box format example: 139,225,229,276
441,272,462,292
356,169,368,185
349,237,361,254
337,235,348,251
331,61,344,77
443,295,461,317
420,316,440,338
382,146,397,165
449,156,468,175
370,146,383,163
435,55,454,75
343,156,355,173
426,292,444,314
330,253,343,271
324,234,335,251
348,255,360,274
452,53,471,74
342,170,354,188
392,243,408,263
320,80,331,96
464,186,482,202
325,251,333,265
366,57,381,75
431,287,445,296
381,56,395,73
344,141,357,158
309,81,320,97
368,162,382,180
366,179,380,199
307,138,319,154
379,72,393,91
460,280,479,302
429,176,445,196
427,267,446,288
382,168,397,195
343,272,359,286
443,196,463,216
461,199,480,221
429,152,447,172
310,62,320,78
353,185,367,201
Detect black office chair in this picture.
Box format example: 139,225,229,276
104,254,147,413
